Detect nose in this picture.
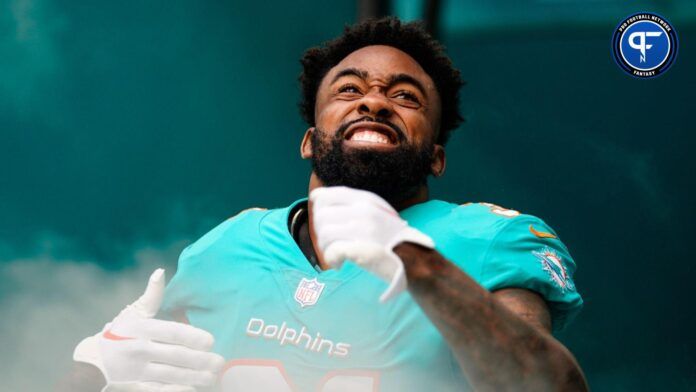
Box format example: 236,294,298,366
357,92,393,119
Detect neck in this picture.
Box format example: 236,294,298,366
306,171,428,270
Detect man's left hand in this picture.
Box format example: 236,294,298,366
310,186,435,302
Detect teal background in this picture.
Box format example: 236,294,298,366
1,0,694,390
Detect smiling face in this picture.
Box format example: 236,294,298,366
301,45,446,206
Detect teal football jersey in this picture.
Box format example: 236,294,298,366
161,198,582,391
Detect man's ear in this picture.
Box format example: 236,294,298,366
431,145,446,177
300,127,315,159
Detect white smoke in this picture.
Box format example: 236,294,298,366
0,238,187,391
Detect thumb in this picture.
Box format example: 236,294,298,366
122,268,166,318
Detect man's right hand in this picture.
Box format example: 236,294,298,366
73,269,225,392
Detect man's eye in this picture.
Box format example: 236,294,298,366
338,85,360,94
394,91,420,103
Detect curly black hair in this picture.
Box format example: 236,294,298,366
299,17,464,146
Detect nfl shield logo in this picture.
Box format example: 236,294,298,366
294,277,325,308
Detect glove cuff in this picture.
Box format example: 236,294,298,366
395,226,435,250
379,226,435,303
73,333,107,375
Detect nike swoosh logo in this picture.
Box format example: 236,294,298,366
529,225,557,239
103,329,134,341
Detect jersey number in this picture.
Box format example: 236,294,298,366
221,359,379,391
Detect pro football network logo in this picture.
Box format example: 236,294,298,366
612,13,678,78
294,277,325,307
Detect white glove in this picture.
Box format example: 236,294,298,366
73,269,225,392
310,186,435,302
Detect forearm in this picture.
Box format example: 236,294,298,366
395,243,587,391
54,362,106,392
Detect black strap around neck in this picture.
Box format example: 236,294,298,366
288,202,320,271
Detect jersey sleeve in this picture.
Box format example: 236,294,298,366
160,207,268,321
159,217,235,321
480,216,583,331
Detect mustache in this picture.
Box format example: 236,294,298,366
335,116,406,142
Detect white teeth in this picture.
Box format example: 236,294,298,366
349,130,390,144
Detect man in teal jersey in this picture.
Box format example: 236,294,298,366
65,17,587,391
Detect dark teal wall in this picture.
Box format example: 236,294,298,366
1,1,355,257
1,1,694,390
441,25,695,390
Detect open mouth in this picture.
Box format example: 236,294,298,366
343,122,399,146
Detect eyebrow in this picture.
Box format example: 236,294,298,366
331,67,369,84
330,67,428,97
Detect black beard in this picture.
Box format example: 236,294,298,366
310,123,434,206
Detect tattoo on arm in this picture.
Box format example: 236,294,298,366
492,288,552,333
394,242,588,392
